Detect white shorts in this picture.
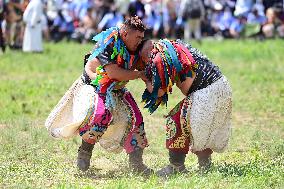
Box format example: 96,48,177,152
190,76,232,152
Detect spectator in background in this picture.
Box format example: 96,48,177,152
115,0,130,18
173,0,184,39
262,8,277,38
262,7,284,38
218,6,235,38
51,8,74,42
128,0,145,19
92,0,107,26
245,7,266,38
22,0,44,52
179,0,205,42
163,0,178,38
276,8,284,38
46,0,57,25
6,0,24,49
210,2,224,36
41,1,50,41
144,0,156,38
72,7,96,43
144,1,163,38
245,0,266,38
201,2,215,37
73,0,94,21
224,0,236,12
229,15,247,38
103,0,115,13
97,4,123,33
247,7,266,25
234,0,254,17
253,0,265,16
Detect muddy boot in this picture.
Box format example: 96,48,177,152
195,148,213,171
198,155,212,171
129,148,154,176
156,151,187,178
77,140,94,171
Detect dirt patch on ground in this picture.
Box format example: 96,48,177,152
232,112,254,127
233,111,284,138
0,124,7,130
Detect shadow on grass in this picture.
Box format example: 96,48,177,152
74,165,148,180
73,156,283,180
75,163,260,180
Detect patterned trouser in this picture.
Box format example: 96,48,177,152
79,90,148,154
166,96,193,154
166,99,213,157
165,76,232,154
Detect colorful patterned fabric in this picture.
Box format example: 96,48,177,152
79,89,148,154
165,96,193,154
88,27,139,108
175,39,222,95
165,76,232,153
142,39,198,113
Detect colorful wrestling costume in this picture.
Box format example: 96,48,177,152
45,27,148,154
143,39,232,154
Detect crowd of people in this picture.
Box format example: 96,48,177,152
0,0,283,53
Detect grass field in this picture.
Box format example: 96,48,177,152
0,39,283,189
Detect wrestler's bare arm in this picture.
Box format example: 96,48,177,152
85,57,147,81
104,64,147,81
145,80,153,93
85,58,100,80
144,75,196,97
176,76,195,96
144,80,165,97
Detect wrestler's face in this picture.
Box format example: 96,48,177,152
140,40,154,65
141,51,149,64
123,29,144,52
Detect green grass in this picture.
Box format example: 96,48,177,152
0,39,283,189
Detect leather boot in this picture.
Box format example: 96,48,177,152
198,155,212,171
129,148,154,176
156,151,187,177
194,148,212,170
77,140,94,171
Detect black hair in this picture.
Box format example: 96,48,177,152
123,16,147,32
